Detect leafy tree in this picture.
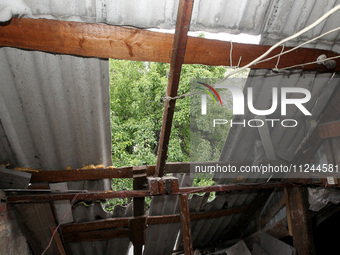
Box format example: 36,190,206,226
107,59,245,209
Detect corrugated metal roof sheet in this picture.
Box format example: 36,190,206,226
0,47,112,171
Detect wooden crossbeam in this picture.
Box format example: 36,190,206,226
30,167,134,182
1,18,338,71
26,160,290,183
60,206,248,243
6,182,294,203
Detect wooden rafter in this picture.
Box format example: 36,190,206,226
155,0,194,177
1,18,339,71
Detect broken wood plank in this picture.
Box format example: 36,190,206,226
1,18,339,72
0,167,31,189
155,0,194,177
286,187,316,255
179,194,194,255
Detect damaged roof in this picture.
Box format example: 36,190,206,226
0,0,340,254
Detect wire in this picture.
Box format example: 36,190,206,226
257,26,340,65
220,4,340,80
41,193,80,255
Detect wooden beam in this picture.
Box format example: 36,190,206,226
179,194,194,255
318,121,340,138
1,18,339,72
30,167,134,182
50,227,67,255
155,0,194,177
61,205,249,235
6,182,295,203
27,160,289,183
286,187,316,255
132,174,147,255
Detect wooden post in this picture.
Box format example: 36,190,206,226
179,194,193,255
50,227,67,255
132,174,147,255
155,0,194,177
284,188,293,236
286,187,316,255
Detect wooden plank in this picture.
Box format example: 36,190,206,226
61,207,248,234
132,174,147,255
179,194,194,255
60,206,249,244
1,18,340,72
286,187,315,255
30,167,134,182
155,0,194,177
318,121,340,138
6,182,294,203
284,188,293,236
50,227,67,255
0,167,31,189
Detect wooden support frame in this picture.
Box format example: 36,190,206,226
1,18,339,72
60,206,248,243
132,173,147,255
178,194,194,255
286,187,316,255
155,0,194,177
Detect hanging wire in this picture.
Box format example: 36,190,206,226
257,26,340,65
41,193,80,255
219,4,340,80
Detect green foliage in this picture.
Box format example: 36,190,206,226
108,59,231,209
109,60,226,167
